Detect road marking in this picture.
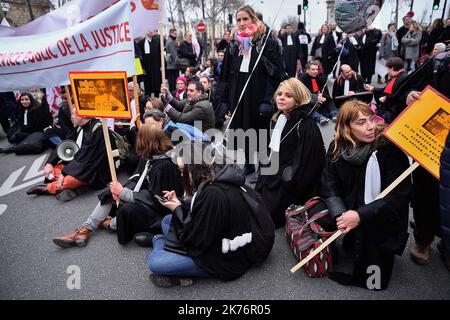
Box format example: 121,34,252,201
0,204,7,216
0,154,47,198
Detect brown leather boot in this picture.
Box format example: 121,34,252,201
410,244,431,265
53,227,90,248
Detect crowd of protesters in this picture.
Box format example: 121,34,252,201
0,5,449,291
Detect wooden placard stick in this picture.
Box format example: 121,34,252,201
64,85,76,127
159,1,167,86
101,118,119,207
290,161,421,273
132,75,141,128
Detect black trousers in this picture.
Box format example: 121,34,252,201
412,166,441,245
167,69,179,92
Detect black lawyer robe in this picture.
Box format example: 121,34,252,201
116,156,184,244
219,34,284,132
61,119,115,190
256,107,326,228
138,36,162,96
357,29,382,80
340,38,360,72
178,181,256,281
322,31,342,75
332,75,366,108
321,140,411,289
280,33,300,77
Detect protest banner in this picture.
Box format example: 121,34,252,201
0,0,135,91
0,0,164,39
384,86,450,179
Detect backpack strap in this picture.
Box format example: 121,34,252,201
285,197,322,218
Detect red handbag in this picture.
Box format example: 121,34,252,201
285,197,335,278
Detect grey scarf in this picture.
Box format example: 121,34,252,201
338,143,373,166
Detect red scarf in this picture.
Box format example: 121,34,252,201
311,78,319,93
384,69,405,95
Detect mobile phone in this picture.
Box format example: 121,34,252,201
154,194,168,203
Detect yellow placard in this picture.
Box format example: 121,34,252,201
384,86,450,179
69,71,131,119
135,58,144,76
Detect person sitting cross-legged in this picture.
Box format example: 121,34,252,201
52,124,184,248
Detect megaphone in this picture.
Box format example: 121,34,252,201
57,140,79,162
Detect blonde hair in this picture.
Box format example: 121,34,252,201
235,5,267,41
272,78,311,121
333,100,386,159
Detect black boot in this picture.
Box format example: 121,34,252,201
0,145,15,154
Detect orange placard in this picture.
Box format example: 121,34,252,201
384,86,450,179
69,71,131,119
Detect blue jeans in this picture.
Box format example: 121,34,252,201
147,215,211,278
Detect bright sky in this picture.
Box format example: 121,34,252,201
249,0,448,34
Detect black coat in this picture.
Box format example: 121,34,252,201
298,73,330,97
440,132,450,255
340,37,360,72
114,156,184,243
178,41,197,67
171,165,274,281
219,34,284,131
138,36,162,95
357,29,382,78
322,31,342,74
295,31,311,68
321,140,411,289
60,119,115,190
396,26,409,58
332,75,366,108
373,70,408,123
256,107,325,228
280,33,300,77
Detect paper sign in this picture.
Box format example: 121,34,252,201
384,86,450,179
134,58,144,76
70,71,131,119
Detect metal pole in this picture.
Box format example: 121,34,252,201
410,0,414,12
395,0,399,28
201,0,206,62
442,0,448,19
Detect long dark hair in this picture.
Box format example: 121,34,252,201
176,141,222,195
17,92,39,114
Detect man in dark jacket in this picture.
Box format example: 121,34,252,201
396,15,412,60
440,131,450,271
161,81,215,132
298,61,338,123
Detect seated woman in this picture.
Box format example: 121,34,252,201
321,100,411,290
0,92,53,154
172,76,187,101
147,142,274,287
52,124,184,248
255,78,326,228
364,57,408,124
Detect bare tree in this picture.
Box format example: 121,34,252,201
280,16,301,32
26,0,35,21
167,0,179,29
177,0,200,33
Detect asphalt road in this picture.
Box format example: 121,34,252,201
0,122,449,301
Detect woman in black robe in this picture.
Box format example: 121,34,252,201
255,78,326,228
357,27,382,83
52,124,184,248
218,5,284,172
147,142,274,287
321,100,411,290
1,92,53,154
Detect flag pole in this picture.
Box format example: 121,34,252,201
159,1,166,86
